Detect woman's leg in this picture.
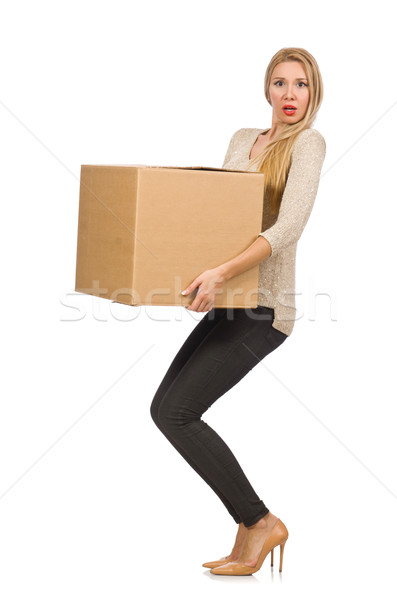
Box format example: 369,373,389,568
150,305,288,527
151,307,243,523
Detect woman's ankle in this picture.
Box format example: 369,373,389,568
247,511,277,530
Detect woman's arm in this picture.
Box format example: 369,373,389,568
219,129,326,278
218,235,272,281
181,236,271,312
182,128,326,312
257,128,326,257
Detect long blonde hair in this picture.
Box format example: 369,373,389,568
248,47,324,214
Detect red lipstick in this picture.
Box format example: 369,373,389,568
283,105,297,115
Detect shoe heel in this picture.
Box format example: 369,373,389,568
270,538,287,571
279,538,287,572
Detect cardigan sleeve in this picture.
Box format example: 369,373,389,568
257,128,326,257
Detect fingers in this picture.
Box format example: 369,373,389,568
186,294,214,312
187,304,211,312
181,272,217,312
181,277,200,296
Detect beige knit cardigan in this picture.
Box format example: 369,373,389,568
222,127,326,336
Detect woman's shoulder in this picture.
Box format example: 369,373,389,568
230,127,263,139
290,128,326,165
293,128,326,152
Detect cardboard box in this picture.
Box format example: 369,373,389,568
75,165,265,308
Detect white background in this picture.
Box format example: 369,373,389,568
1,0,396,598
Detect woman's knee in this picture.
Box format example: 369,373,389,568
150,395,162,427
153,393,201,433
149,394,176,430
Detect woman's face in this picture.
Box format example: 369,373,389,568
268,61,310,125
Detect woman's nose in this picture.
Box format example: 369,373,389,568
284,87,295,100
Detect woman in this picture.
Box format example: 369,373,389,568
150,47,326,576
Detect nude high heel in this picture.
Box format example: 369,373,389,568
202,522,247,568
209,518,288,576
202,557,235,569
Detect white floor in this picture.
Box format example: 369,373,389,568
1,303,396,599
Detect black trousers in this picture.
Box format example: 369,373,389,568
150,305,288,527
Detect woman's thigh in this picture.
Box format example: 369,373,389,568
155,305,287,423
151,307,227,413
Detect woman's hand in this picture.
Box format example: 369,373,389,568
181,267,226,312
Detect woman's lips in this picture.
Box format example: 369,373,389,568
283,107,297,115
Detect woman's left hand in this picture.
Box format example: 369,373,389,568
181,267,226,312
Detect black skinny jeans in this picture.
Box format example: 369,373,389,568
150,305,288,527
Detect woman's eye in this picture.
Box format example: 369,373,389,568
274,81,308,87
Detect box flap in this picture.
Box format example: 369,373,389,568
80,164,258,174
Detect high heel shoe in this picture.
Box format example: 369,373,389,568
202,522,247,568
210,518,288,576
202,557,236,569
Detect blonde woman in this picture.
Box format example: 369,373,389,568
150,47,326,576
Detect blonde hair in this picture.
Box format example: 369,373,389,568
248,47,324,214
